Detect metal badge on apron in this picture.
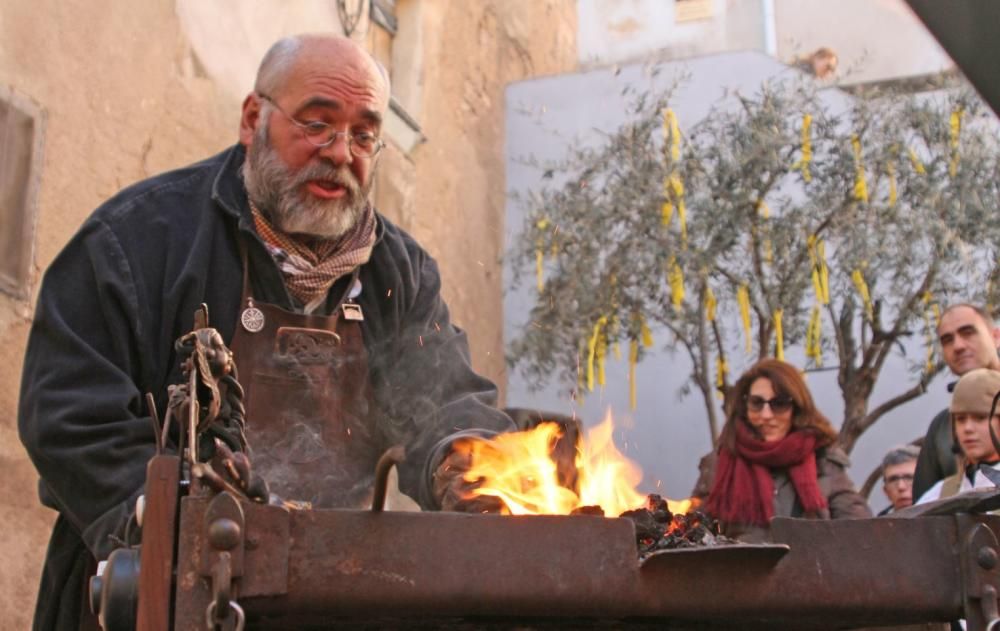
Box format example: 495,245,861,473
241,298,266,333
342,277,364,321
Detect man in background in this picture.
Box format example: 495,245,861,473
877,444,919,515
912,304,1000,499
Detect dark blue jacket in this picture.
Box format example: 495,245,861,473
18,144,513,629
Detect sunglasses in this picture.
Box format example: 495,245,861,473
746,395,795,414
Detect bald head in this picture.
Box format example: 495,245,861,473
254,34,389,107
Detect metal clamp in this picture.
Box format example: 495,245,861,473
200,492,245,630
205,600,245,631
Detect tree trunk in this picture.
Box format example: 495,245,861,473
838,385,870,454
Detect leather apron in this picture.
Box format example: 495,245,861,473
230,246,380,508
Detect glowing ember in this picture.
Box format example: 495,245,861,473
452,412,693,517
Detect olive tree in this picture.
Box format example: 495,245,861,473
507,77,1000,452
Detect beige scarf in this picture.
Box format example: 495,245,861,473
251,201,376,312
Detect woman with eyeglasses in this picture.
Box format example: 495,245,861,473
692,358,871,541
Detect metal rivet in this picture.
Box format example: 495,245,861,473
978,546,998,570
208,518,242,551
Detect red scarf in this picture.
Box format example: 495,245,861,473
706,422,826,526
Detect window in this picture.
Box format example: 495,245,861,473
0,86,43,301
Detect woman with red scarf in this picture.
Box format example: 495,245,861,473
692,359,871,541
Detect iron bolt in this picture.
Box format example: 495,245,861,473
209,518,242,551
977,546,998,570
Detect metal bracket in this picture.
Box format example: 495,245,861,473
200,492,245,629
960,515,1000,631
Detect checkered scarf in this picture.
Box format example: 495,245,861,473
250,201,376,312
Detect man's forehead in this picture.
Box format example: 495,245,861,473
287,42,388,104
940,306,990,333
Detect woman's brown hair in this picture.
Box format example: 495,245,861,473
717,358,838,451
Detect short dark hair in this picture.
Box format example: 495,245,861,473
881,444,920,476
939,303,996,331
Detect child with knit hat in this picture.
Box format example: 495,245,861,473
916,368,1000,503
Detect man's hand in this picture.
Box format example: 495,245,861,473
433,447,507,514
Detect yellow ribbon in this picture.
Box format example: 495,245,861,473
908,146,926,175
662,109,683,228
661,199,674,227
774,308,785,360
716,354,728,399
596,334,607,388
794,113,813,182
668,175,687,246
705,285,717,322
949,108,963,177
818,240,830,304
535,250,544,292
807,236,830,305
852,268,873,321
663,108,682,160
805,304,823,366
668,256,685,310
586,316,608,391
738,284,752,354
852,134,868,203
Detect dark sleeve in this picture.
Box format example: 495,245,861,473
692,451,717,501
371,253,515,509
18,219,155,560
820,447,873,519
912,409,951,500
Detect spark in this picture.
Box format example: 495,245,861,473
656,479,662,489
387,289,392,297
419,335,424,347
434,322,441,332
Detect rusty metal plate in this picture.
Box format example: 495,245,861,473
172,498,1000,629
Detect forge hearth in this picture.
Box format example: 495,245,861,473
160,485,1000,630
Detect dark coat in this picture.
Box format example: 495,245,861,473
18,144,514,630
912,406,959,500
692,444,873,542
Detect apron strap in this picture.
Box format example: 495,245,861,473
239,237,252,305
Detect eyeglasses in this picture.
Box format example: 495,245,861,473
257,93,385,159
884,473,914,485
746,395,795,414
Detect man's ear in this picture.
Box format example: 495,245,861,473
239,93,262,147
991,325,1000,351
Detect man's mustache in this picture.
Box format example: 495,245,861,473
291,163,361,195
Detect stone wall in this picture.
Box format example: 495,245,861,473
0,1,576,627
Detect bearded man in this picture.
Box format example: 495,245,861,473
18,34,513,630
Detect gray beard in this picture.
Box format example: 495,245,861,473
241,124,372,239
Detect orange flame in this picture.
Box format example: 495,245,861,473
454,412,693,516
